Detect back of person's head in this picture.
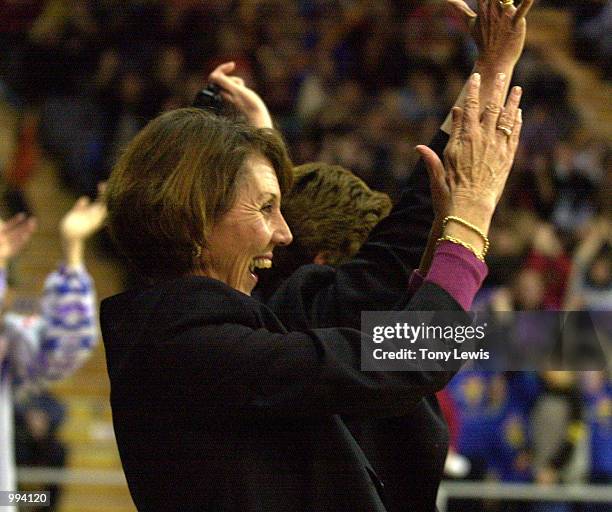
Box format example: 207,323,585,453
272,162,392,274
106,107,292,283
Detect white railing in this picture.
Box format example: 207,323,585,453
437,481,612,512
18,469,612,510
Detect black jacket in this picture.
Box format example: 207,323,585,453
102,276,461,512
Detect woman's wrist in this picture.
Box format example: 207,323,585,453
449,198,494,232
425,242,488,310
246,100,273,129
443,202,494,256
442,223,486,256
63,238,84,268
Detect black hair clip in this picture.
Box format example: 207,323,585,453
192,84,224,114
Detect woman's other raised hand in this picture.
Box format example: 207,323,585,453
448,0,535,68
208,62,273,129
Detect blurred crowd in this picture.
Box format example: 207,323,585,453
0,0,609,509
442,370,610,512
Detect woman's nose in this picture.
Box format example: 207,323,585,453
274,214,293,246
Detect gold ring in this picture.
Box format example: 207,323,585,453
500,0,514,6
497,125,512,136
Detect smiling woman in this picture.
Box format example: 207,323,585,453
203,153,293,295
105,108,292,284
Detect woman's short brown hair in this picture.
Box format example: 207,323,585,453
106,108,292,282
275,162,392,270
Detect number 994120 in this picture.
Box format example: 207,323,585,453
0,491,50,506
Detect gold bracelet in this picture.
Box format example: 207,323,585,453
436,235,485,262
442,215,490,257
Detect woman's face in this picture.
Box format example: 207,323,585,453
202,153,293,295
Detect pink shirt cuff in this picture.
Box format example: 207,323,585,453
424,241,488,310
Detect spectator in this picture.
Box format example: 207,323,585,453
530,372,585,512
523,223,572,310
564,217,612,311
550,142,599,236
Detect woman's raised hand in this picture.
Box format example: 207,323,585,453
418,72,522,256
446,72,522,217
208,62,273,129
61,183,107,268
60,187,107,244
448,0,535,68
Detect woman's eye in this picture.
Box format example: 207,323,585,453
261,203,274,214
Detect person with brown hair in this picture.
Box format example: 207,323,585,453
280,162,393,267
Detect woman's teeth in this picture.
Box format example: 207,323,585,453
250,258,272,272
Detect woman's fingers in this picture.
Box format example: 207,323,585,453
5,217,36,251
498,107,523,202
97,181,107,198
499,0,515,13
209,69,236,92
478,0,491,22
496,85,522,140
481,72,506,136
209,70,249,105
514,0,535,24
209,62,243,94
90,203,108,224
25,217,37,233
416,145,446,188
449,107,464,145
213,61,235,74
447,0,477,21
229,76,245,87
75,196,90,209
7,216,36,236
508,108,523,156
463,73,482,136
